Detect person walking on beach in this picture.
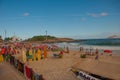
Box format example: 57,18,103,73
95,49,99,60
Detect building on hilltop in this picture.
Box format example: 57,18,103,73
12,35,19,42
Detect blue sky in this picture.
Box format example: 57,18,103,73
0,0,120,39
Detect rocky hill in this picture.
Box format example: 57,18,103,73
25,35,74,43
108,35,120,39
0,37,3,43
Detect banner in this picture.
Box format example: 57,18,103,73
18,60,24,74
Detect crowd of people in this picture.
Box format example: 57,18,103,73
79,46,112,60
0,43,58,63
0,42,113,62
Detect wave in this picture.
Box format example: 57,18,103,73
57,42,120,51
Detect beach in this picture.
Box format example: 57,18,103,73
0,62,25,80
0,42,120,80
12,49,120,80
1,0,120,79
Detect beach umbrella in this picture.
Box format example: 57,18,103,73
51,44,58,48
104,50,112,53
43,44,48,47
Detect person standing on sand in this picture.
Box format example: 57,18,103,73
66,46,69,53
1,46,5,60
95,49,99,54
43,47,47,58
28,48,33,61
0,46,4,62
37,48,41,60
33,48,36,61
22,48,27,63
95,49,99,60
80,47,82,52
95,53,99,60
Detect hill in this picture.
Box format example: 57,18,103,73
108,35,120,39
25,35,74,42
0,36,3,43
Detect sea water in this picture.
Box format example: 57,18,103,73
56,38,120,54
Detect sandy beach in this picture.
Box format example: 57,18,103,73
12,50,120,80
0,62,25,80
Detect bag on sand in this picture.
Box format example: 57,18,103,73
0,54,4,62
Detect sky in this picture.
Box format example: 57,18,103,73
0,0,120,39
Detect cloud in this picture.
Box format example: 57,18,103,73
100,12,108,16
87,12,108,17
23,12,30,16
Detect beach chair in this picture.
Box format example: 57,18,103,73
53,53,63,58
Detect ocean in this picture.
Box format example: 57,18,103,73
56,38,120,54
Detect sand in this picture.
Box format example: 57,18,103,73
0,62,25,80
27,51,80,80
2,50,120,80
73,53,120,80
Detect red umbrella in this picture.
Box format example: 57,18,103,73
104,50,112,53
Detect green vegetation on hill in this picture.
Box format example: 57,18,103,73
0,35,2,42
5,37,12,41
0,35,1,39
27,35,56,41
